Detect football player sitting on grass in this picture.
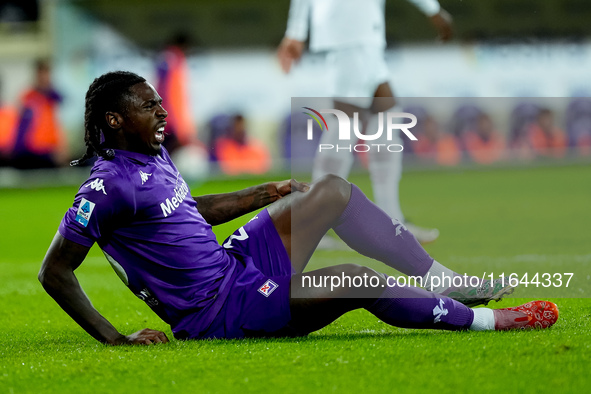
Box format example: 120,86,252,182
39,71,558,345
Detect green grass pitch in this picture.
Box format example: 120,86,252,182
1,164,590,393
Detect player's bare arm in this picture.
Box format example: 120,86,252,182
429,8,453,42
277,37,305,74
39,232,169,346
194,179,309,225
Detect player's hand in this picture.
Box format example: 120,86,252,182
277,37,305,73
113,328,170,345
272,179,310,199
429,9,453,42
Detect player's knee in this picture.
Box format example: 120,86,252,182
310,174,351,210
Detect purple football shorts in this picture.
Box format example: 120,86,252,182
199,208,296,339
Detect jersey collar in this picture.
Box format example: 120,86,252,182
112,149,160,165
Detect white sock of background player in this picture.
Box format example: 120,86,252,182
366,109,405,222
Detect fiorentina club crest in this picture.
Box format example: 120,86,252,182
258,279,278,297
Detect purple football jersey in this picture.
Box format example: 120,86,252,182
59,148,238,336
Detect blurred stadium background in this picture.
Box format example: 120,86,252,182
2,3,590,393
1,0,591,187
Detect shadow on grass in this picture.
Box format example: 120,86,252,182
196,329,459,347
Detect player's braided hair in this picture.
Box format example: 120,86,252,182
70,71,146,166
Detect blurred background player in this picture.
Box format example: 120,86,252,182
510,106,568,160
462,113,506,165
277,0,453,246
410,114,461,166
527,108,567,158
0,78,18,167
155,32,210,181
156,32,198,155
10,59,68,169
214,113,272,176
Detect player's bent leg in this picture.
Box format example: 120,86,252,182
329,182,514,306
286,266,558,336
271,176,514,307
288,266,473,334
268,174,352,273
331,182,436,277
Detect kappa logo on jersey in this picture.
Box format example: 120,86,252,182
75,198,96,227
139,170,152,185
257,279,278,297
432,299,449,323
85,178,107,195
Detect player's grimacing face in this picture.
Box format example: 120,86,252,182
120,82,168,156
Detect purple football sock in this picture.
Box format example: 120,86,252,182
333,184,434,277
367,278,474,330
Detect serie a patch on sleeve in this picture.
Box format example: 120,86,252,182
75,198,96,227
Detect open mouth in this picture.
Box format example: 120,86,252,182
155,125,165,143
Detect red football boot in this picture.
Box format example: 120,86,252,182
494,300,559,330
